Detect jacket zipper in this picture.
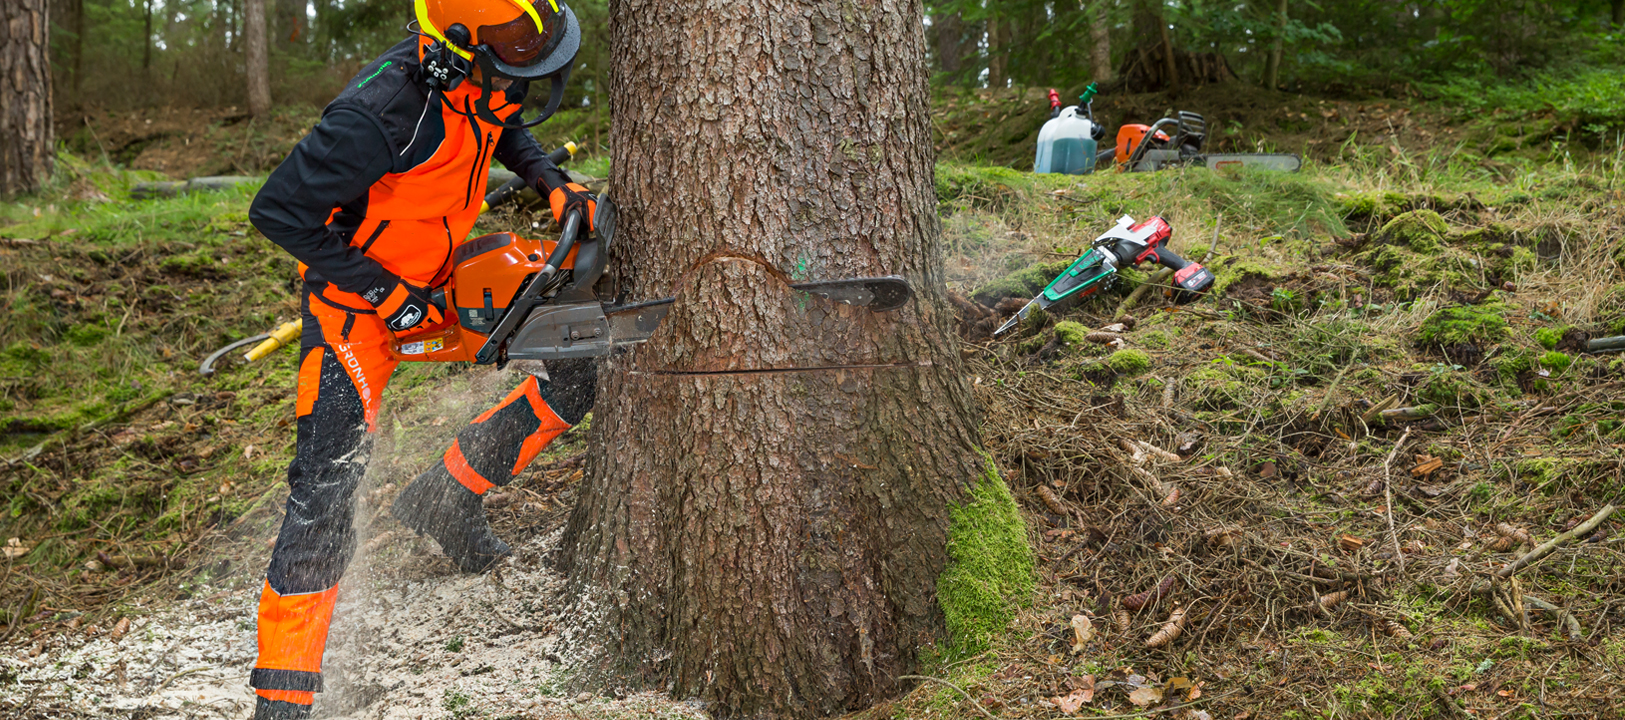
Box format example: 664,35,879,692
465,128,493,210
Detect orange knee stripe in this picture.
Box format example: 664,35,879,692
512,401,571,476
444,440,495,494
257,689,315,705
472,375,541,424
256,580,339,675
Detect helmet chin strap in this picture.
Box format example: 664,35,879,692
471,61,571,130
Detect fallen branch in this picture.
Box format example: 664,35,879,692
1382,427,1413,573
1499,504,1615,579
1522,595,1582,641
4,391,174,466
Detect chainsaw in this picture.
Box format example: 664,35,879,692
992,215,1214,336
388,199,911,365
201,146,913,374
1106,111,1301,173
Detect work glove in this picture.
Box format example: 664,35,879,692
361,272,445,333
539,168,596,231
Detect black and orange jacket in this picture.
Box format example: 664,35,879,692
249,37,569,311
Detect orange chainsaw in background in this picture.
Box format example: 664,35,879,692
200,146,913,375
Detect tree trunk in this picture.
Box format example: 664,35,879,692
987,13,1006,88
558,0,994,717
1263,0,1286,89
1089,0,1113,82
274,0,302,49
1,0,53,197
244,0,271,115
70,0,84,92
143,0,153,70
1612,0,1623,29
1157,16,1179,92
934,9,969,80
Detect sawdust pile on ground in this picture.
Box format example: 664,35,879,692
1,527,704,720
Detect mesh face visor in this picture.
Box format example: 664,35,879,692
479,11,558,69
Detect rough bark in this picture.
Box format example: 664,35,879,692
1,0,53,197
244,0,271,116
1263,0,1287,89
1089,0,1113,82
558,0,987,717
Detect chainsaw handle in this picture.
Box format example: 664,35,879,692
539,209,582,281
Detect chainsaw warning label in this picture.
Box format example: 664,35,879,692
398,338,444,356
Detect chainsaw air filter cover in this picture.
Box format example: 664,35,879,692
449,232,578,334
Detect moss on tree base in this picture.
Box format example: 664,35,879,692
937,455,1035,656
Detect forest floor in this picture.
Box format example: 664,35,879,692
3,84,1625,719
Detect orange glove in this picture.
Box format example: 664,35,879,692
547,182,597,231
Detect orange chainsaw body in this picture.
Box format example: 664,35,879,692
1114,124,1171,167
388,232,580,363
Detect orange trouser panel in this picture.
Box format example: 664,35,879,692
257,689,315,705
445,375,573,492
252,581,338,692
295,347,323,417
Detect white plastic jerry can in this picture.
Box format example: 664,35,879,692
1034,106,1098,175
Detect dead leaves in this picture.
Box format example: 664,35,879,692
3,537,30,559
1069,614,1095,653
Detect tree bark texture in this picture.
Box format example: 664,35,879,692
1,0,53,198
244,0,271,115
1089,0,1113,82
1263,0,1287,89
558,0,987,717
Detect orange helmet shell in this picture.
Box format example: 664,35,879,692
416,0,561,63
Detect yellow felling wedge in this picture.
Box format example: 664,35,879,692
245,320,302,362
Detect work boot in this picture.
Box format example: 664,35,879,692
253,696,312,720
390,464,511,572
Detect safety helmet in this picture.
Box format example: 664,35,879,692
413,0,580,128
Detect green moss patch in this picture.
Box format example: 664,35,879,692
1108,348,1152,375
937,456,1035,656
971,259,1071,306
1417,303,1510,348
1374,209,1450,254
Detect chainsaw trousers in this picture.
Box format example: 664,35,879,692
251,290,595,705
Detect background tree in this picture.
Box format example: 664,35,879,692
556,0,1025,717
3,0,54,197
244,0,270,115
